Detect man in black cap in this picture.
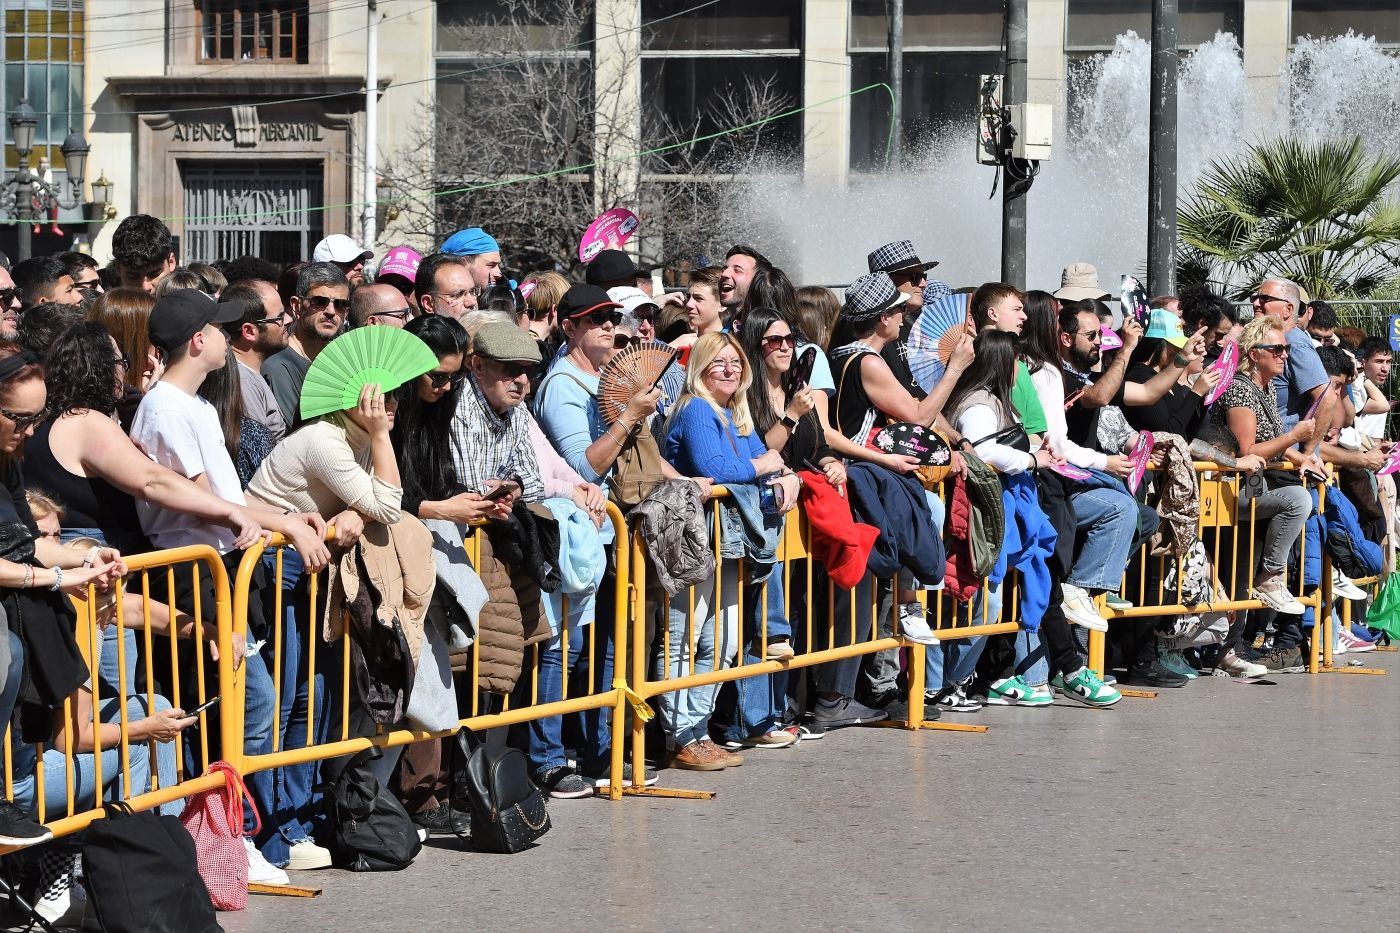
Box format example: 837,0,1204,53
867,240,938,399
584,248,651,293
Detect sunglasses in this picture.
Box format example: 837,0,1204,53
761,333,797,352
305,295,351,313
578,309,623,327
891,268,928,284
489,360,533,379
1253,343,1289,357
0,406,47,432
427,369,465,388
1077,329,1102,343
0,288,19,306
614,333,642,349
252,309,293,327
632,311,656,324
1248,293,1288,306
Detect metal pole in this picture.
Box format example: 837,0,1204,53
1147,0,1178,296
1000,0,1027,289
16,158,33,262
886,0,903,169
362,0,379,249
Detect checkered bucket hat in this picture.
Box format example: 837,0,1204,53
842,273,906,320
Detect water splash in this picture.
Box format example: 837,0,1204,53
738,32,1399,292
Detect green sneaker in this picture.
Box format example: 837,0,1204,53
1051,666,1122,707
1157,648,1198,680
986,676,1054,707
1104,593,1134,611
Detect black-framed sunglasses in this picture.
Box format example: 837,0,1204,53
252,310,293,327
305,295,351,313
492,360,533,379
1248,293,1288,306
0,288,19,306
427,369,465,388
1077,329,1103,343
614,333,642,349
761,333,797,351
0,406,47,432
580,309,623,327
1253,343,1289,356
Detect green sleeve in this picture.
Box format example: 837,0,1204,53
1012,361,1048,434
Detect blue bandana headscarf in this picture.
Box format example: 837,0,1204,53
441,227,500,256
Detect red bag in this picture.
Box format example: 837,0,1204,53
179,761,258,911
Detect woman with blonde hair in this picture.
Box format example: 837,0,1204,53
657,333,796,770
1197,313,1319,672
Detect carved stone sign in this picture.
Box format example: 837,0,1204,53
171,119,324,145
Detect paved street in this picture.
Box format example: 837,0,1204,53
223,652,1400,933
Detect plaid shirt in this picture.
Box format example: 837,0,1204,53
450,376,544,502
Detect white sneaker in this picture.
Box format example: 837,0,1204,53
1332,570,1367,602
286,838,333,870
1251,574,1305,615
1214,649,1267,679
35,851,86,927
244,836,289,885
897,603,939,646
1060,584,1109,632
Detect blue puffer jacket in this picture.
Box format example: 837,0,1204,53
845,463,945,587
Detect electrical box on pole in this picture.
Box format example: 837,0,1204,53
1009,104,1053,160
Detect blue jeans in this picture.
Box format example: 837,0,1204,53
713,574,790,742
514,620,613,775
653,560,739,748
254,549,340,867
11,692,184,819
241,639,277,834
930,582,1004,690
1014,630,1050,687
1068,486,1139,592
60,528,140,704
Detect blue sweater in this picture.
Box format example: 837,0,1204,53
663,399,764,484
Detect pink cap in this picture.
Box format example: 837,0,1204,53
378,246,423,283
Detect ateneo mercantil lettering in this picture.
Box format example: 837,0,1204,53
172,122,324,143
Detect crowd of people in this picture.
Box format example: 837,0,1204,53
0,213,1394,924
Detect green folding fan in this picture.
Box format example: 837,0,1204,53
299,325,439,420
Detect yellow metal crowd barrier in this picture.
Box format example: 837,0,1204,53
6,463,1388,850
1,546,235,853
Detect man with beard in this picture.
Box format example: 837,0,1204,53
262,262,351,428
867,240,938,397
223,280,291,441
719,244,770,326
0,254,19,338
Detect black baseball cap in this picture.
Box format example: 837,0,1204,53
149,289,245,352
584,249,643,287
558,283,623,320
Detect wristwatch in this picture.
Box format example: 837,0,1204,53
780,414,799,431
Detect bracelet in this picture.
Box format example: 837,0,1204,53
22,565,32,588
49,566,63,592
1174,353,1190,367
82,545,101,568
780,414,798,431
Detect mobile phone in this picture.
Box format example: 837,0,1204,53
1064,388,1084,410
484,480,520,501
188,695,221,717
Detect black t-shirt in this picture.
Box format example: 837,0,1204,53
880,339,927,401
1123,362,1207,437
1061,365,1124,450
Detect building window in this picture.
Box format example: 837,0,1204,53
641,1,803,173
2,1,85,171
848,1,1002,171
1066,0,1242,51
1291,1,1400,46
198,0,309,63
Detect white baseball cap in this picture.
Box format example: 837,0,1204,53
312,234,373,265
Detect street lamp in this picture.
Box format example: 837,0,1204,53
3,97,90,261
90,172,116,220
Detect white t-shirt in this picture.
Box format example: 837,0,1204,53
130,380,245,552
1356,377,1387,440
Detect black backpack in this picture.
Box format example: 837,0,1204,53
321,746,422,871
452,726,551,853
81,802,222,933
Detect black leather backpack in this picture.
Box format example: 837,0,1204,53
321,745,422,871
452,726,551,853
